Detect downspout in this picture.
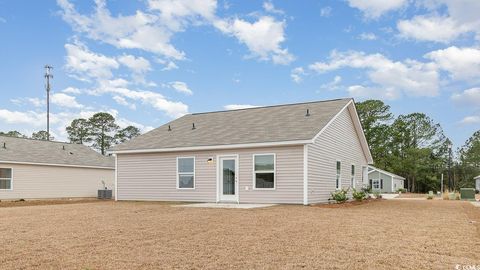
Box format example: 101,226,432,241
303,144,309,205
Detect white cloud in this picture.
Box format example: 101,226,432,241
425,46,480,81
214,16,294,65
224,104,259,110
347,0,407,18
318,75,342,91
309,50,439,98
397,16,468,43
65,42,119,81
28,98,44,107
320,6,332,17
0,109,45,126
167,81,193,95
91,80,189,118
113,95,137,110
459,115,480,125
451,87,480,107
290,67,306,83
59,0,294,65
263,1,284,15
62,87,82,94
163,61,179,71
396,0,480,43
347,85,400,100
117,54,151,73
51,93,84,109
358,32,377,40
147,0,217,31
58,0,217,60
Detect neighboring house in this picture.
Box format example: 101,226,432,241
110,98,373,205
368,166,405,193
0,136,114,200
475,175,480,191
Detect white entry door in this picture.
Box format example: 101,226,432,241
219,156,238,202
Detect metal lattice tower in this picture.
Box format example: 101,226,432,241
44,65,53,141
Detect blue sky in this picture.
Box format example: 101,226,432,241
0,0,479,149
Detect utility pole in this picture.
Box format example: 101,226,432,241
440,173,443,194
44,65,53,141
447,142,452,191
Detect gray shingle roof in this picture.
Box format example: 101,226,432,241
0,136,114,168
112,98,352,151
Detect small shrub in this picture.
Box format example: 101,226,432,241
397,188,406,193
442,191,450,200
330,189,348,203
455,192,461,200
372,191,382,199
352,188,366,201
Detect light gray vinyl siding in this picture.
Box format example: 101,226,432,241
116,145,304,204
368,171,393,193
392,178,404,191
0,163,114,200
307,104,369,204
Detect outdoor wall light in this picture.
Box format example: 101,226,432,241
207,158,214,164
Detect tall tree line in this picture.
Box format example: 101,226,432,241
356,100,479,192
1,112,140,155
66,112,141,155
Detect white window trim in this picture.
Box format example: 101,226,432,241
336,160,341,190
351,164,356,188
252,153,276,190
0,167,13,191
176,156,195,190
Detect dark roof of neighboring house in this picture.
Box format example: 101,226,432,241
112,98,353,152
0,136,114,168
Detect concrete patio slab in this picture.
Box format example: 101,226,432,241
174,203,277,209
380,193,399,200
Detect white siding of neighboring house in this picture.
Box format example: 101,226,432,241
307,104,369,204
116,145,304,204
392,178,404,191
0,162,114,200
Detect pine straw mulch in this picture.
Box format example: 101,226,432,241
312,198,384,208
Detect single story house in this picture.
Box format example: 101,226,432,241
475,175,480,191
111,98,373,205
368,166,405,193
0,136,114,200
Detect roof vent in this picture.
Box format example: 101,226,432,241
305,109,310,117
168,125,172,131
192,123,196,130
62,145,65,150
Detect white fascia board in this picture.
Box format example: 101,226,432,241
109,140,312,154
0,160,114,170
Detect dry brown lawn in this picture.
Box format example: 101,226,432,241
1,200,479,270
